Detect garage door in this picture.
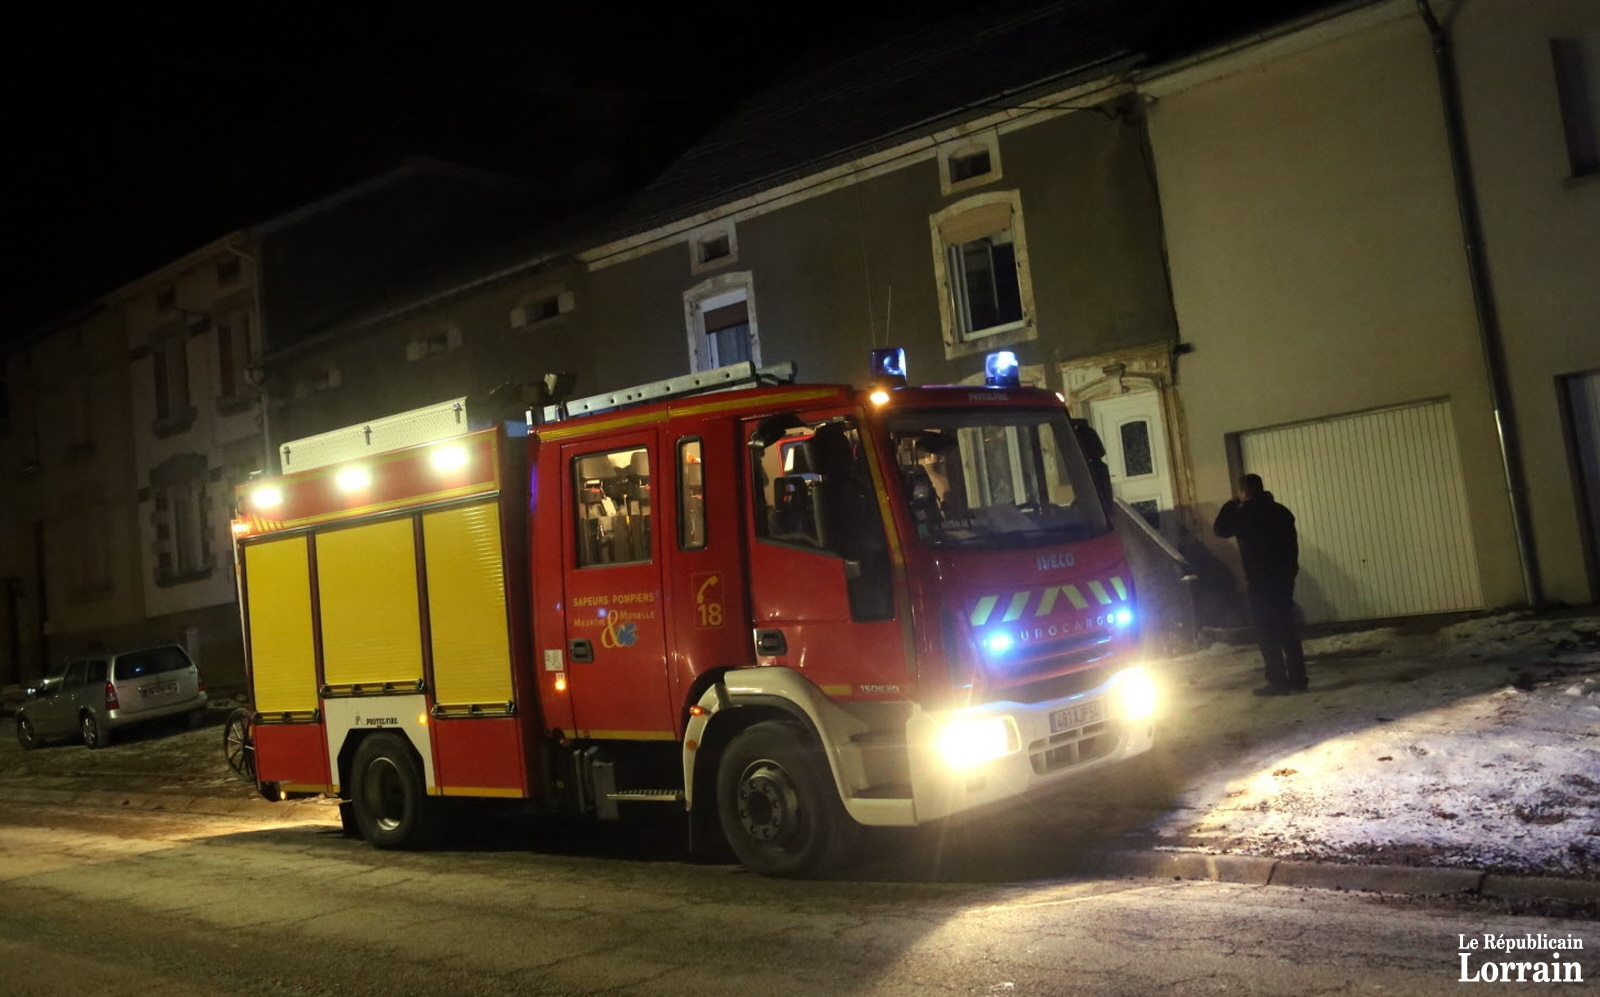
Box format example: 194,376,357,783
1238,399,1482,623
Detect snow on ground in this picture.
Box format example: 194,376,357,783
1144,611,1600,878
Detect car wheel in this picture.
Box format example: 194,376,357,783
81,711,112,750
223,708,255,782
17,713,40,750
350,732,442,849
716,720,858,877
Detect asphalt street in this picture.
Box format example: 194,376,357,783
2,795,1592,997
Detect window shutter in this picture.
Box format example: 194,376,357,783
938,201,1012,247
703,299,749,334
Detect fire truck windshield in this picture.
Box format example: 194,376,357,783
887,408,1110,549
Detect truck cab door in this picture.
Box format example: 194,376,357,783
559,432,676,738
744,411,904,693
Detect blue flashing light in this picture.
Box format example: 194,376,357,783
984,350,1020,388
1112,608,1135,628
982,632,1015,655
870,347,908,387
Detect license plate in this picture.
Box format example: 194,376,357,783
141,681,178,699
1049,700,1104,733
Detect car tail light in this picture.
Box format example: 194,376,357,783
104,681,120,710
198,675,206,692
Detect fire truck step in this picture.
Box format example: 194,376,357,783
604,789,685,803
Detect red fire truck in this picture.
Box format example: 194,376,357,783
230,350,1158,876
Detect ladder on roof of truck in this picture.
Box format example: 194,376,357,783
539,360,797,423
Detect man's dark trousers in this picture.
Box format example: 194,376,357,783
1248,578,1306,690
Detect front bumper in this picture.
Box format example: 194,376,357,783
892,668,1156,825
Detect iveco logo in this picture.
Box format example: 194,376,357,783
1036,550,1076,571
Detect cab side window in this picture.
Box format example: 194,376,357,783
573,446,652,567
750,417,894,621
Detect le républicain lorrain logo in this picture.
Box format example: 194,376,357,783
1457,932,1586,984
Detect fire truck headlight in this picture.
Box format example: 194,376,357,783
936,716,1019,771
1111,666,1158,722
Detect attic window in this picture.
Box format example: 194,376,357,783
1553,34,1600,177
948,150,992,184
156,287,176,311
510,288,574,328
216,257,242,284
689,223,738,274
939,132,1002,196
405,327,462,361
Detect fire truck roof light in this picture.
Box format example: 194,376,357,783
870,347,907,387
336,466,372,493
252,485,284,510
984,351,1020,388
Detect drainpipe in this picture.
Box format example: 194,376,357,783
1416,0,1542,607
228,243,273,477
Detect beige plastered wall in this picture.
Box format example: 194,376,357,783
1144,4,1532,609
1452,0,1600,604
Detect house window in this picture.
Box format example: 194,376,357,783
151,455,212,584
216,307,252,401
152,334,193,431
938,132,1002,196
405,327,462,361
216,256,242,285
1553,35,1600,177
156,287,176,311
689,222,739,274
66,379,94,458
684,274,761,373
292,363,342,399
510,288,575,328
67,507,113,600
930,191,1035,357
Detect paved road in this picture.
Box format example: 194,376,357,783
1,797,1591,996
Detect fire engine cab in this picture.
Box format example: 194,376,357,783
230,351,1158,876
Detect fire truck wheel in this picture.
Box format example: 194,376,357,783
350,733,442,850
716,721,858,877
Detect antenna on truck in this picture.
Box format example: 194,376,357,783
540,360,797,423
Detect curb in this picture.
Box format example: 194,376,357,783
1092,849,1600,903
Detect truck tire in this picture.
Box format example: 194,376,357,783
350,732,442,849
716,720,858,877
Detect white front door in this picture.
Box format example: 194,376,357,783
1090,390,1175,536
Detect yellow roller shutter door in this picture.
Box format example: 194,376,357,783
317,518,424,688
424,502,513,708
243,537,318,714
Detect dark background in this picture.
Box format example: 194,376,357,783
3,4,959,340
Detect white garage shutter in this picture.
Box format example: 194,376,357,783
1239,399,1482,623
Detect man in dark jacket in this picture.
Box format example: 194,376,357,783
1214,474,1307,696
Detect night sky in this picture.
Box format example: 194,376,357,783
5,4,959,342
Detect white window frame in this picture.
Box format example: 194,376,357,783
929,190,1037,360
684,272,761,373
689,221,739,274
938,130,1002,197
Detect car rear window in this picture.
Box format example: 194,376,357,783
114,647,192,680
